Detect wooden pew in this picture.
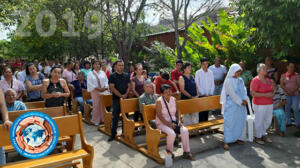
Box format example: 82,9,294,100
119,98,145,149
98,94,113,136
5,106,74,153
0,113,94,168
82,89,93,125
177,95,224,133
140,104,166,164
24,101,45,109
140,96,223,164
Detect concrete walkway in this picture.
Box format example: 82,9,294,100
81,124,300,168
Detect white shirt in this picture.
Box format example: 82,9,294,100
209,64,227,81
195,68,215,96
87,70,109,94
17,70,27,90
45,66,52,76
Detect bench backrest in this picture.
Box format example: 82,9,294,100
25,101,45,109
0,113,83,147
120,98,139,114
8,106,67,122
142,104,156,122
101,94,112,107
177,95,221,115
82,89,91,101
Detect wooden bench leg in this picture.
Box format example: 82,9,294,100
104,113,112,135
123,120,135,147
145,128,164,164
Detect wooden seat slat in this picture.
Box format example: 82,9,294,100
3,149,88,168
185,119,224,131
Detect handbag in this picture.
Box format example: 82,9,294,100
162,97,180,134
247,99,255,142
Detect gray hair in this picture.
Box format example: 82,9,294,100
257,63,266,73
5,88,17,97
144,79,153,86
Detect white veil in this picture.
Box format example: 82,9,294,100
220,63,242,114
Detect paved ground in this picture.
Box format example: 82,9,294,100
80,124,300,168
6,123,300,168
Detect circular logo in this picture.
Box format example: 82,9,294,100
10,111,59,159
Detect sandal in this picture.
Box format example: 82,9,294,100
236,140,244,145
254,138,265,145
182,152,195,161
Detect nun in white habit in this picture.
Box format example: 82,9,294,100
220,63,248,150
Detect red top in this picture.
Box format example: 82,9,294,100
250,76,273,105
171,69,182,91
12,62,22,67
106,70,110,78
281,72,300,96
154,76,176,94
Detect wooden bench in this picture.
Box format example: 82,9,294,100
140,104,166,164
5,106,74,153
24,101,45,109
98,94,113,136
177,95,224,133
119,98,145,149
140,95,223,164
1,113,94,168
82,89,93,125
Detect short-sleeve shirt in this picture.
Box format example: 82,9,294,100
273,86,286,105
62,69,77,83
0,79,24,100
109,72,130,100
81,68,91,79
280,72,300,96
7,101,27,111
153,76,176,94
71,80,87,97
132,76,147,96
138,93,158,113
250,76,273,105
171,69,182,89
209,65,227,81
25,73,45,101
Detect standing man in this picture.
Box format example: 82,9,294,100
171,60,183,91
209,57,227,95
108,60,131,141
239,61,253,97
195,57,215,122
0,89,13,165
280,62,300,128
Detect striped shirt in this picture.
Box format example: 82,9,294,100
273,85,286,105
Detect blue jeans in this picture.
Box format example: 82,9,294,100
75,97,92,113
285,95,300,125
0,147,5,165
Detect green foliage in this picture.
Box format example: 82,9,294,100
146,41,177,72
233,0,300,59
181,10,256,69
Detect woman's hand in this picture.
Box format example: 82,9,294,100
241,100,247,106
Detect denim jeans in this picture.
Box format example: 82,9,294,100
75,97,92,113
285,95,300,125
0,147,5,165
214,83,223,95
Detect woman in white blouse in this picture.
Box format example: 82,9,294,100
87,60,109,125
